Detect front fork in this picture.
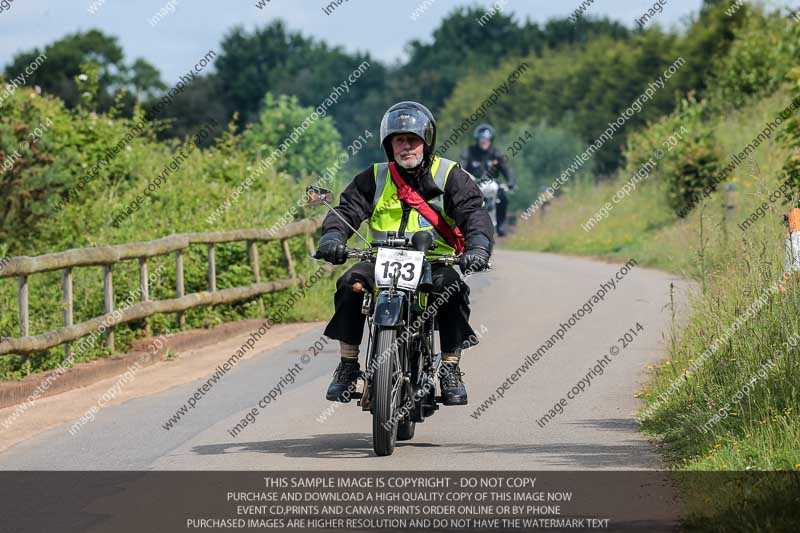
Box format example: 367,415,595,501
411,291,439,421
360,289,407,411
359,292,374,411
359,289,438,418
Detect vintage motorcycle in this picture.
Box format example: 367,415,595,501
478,176,500,229
471,160,511,235
307,185,490,456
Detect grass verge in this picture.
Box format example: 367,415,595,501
506,88,800,530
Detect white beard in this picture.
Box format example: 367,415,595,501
397,153,423,169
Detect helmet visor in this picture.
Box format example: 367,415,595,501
476,127,494,140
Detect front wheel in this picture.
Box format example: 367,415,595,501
372,327,402,456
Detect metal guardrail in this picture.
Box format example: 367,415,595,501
0,216,324,358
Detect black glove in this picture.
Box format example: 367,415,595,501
316,231,348,265
461,246,490,274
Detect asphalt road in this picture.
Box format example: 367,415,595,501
0,250,687,472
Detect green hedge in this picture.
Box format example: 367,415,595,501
0,85,344,380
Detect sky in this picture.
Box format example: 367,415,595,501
0,0,707,82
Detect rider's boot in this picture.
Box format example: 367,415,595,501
439,356,468,406
326,343,361,402
326,359,361,402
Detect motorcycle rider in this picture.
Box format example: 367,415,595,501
316,101,494,406
460,124,516,236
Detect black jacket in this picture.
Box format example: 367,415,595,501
321,158,494,252
459,145,515,186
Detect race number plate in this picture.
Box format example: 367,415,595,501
375,248,425,290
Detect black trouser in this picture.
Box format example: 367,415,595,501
496,187,508,229
323,261,478,353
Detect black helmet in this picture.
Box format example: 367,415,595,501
474,124,495,142
380,101,437,161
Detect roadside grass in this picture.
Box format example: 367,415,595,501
508,90,795,277
676,471,800,532
507,176,674,263
505,88,800,530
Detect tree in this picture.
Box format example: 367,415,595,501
127,59,167,101
4,29,165,111
709,7,800,109
155,76,228,147
390,7,540,110
214,21,387,167
165,12,633,170
541,16,630,49
675,0,749,96
441,29,682,175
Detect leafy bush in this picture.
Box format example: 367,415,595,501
241,93,342,181
0,84,157,245
709,7,800,110
0,88,342,380
780,67,800,194
625,95,722,217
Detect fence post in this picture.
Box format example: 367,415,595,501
207,244,217,292
103,265,114,352
139,258,151,337
282,239,297,280
18,276,28,339
305,234,316,258
175,250,185,329
63,268,73,361
247,240,265,315
17,275,29,370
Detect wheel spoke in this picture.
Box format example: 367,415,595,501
390,371,403,410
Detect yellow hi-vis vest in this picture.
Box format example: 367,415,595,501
369,156,459,256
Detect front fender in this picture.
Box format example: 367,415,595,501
374,291,405,326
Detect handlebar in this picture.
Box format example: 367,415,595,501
312,249,463,265
312,248,492,270
343,248,464,266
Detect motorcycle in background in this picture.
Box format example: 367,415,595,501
478,177,500,229
471,159,510,235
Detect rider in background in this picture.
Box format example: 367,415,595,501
315,101,494,406
460,124,517,236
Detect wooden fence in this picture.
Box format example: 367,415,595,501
0,216,324,359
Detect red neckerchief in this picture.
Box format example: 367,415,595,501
387,162,465,254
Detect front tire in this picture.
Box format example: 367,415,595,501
372,327,402,456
